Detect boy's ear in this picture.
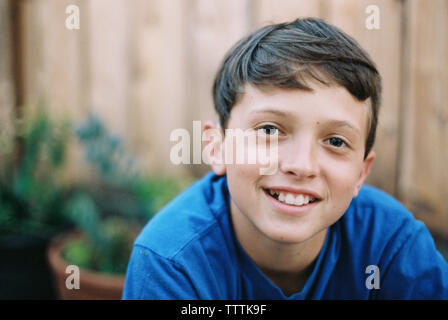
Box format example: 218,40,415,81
203,120,226,176
353,150,376,197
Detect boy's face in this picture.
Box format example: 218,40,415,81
208,81,375,245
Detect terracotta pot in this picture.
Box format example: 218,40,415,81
47,231,125,300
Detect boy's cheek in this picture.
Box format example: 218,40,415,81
322,161,362,197
227,163,261,182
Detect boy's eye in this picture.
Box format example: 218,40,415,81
327,137,347,148
257,124,279,136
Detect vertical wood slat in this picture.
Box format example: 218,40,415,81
398,0,448,236
0,0,13,106
0,0,15,156
129,0,189,176
86,0,130,138
21,0,92,184
22,0,83,118
254,0,321,26
184,0,252,177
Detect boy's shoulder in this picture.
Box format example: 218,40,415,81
354,184,407,210
133,172,229,260
347,184,418,229
338,184,429,269
343,184,422,241
327,185,448,299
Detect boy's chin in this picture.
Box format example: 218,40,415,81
261,225,321,245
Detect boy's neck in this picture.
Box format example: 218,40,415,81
262,261,317,297
230,200,327,295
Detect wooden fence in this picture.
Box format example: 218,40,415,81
1,0,447,235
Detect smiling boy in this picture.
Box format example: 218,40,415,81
123,18,448,299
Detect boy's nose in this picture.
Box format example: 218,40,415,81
279,137,319,179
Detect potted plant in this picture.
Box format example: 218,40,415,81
47,114,192,299
0,108,73,299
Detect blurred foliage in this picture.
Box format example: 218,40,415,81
62,217,139,274
0,107,73,239
62,114,193,274
0,109,194,275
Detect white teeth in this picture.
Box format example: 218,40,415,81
294,194,304,206
278,192,285,202
303,195,310,205
285,193,295,205
268,189,316,207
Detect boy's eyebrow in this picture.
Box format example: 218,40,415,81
249,108,361,134
323,120,361,134
249,108,291,117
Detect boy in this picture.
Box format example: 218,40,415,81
123,18,448,299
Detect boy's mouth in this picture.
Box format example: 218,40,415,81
263,188,321,207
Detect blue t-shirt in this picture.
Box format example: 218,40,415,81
122,172,448,299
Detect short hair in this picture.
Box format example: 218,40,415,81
212,18,382,159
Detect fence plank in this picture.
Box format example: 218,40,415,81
398,0,448,236
183,0,253,177
86,0,130,137
0,0,15,146
254,0,321,26
128,0,191,176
